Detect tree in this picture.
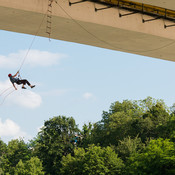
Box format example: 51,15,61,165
61,147,85,175
127,138,175,175
155,114,175,141
61,145,124,175
0,139,6,157
14,157,44,175
14,160,26,175
34,116,79,174
1,139,31,174
91,97,170,147
0,139,6,175
92,100,140,147
116,136,145,161
80,122,93,148
0,168,3,175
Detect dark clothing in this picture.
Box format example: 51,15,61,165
9,76,19,83
16,79,31,86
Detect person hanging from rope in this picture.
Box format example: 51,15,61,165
8,71,35,90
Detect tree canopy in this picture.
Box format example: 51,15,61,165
33,116,79,174
61,145,124,175
1,97,175,174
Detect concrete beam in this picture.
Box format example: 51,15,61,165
133,0,175,11
1,0,175,61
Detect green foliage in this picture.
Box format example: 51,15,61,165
15,160,26,175
0,168,3,175
116,136,145,161
92,99,143,146
0,139,7,157
0,139,6,175
61,144,124,175
157,115,175,141
61,147,85,175
80,122,93,147
14,157,44,175
1,139,31,174
142,102,169,129
127,138,175,175
34,116,79,174
92,97,170,146
2,97,175,174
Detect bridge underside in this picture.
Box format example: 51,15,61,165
1,0,175,61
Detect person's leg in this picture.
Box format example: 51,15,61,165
16,80,27,89
17,79,35,88
21,79,30,86
21,79,35,88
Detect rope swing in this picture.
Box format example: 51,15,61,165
0,7,49,106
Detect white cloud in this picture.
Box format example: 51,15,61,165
0,118,22,137
0,49,66,68
0,80,42,108
25,50,66,67
83,92,95,100
0,118,31,142
0,55,18,68
11,90,42,109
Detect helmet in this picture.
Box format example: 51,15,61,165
8,74,12,77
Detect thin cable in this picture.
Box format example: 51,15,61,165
0,86,13,96
0,12,47,106
55,1,175,53
18,11,47,71
0,89,16,106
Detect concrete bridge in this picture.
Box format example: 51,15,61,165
1,0,175,61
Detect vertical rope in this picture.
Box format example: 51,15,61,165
0,3,51,106
18,11,47,72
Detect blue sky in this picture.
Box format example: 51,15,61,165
1,29,175,143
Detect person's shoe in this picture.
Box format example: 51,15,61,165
22,86,26,89
31,85,35,88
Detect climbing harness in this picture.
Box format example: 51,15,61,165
0,5,48,106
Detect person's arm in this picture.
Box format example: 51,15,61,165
12,83,17,90
12,71,19,78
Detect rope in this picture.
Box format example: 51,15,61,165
0,86,13,96
18,11,47,72
17,71,22,80
55,1,175,53
0,10,48,107
0,7,49,107
0,89,16,106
